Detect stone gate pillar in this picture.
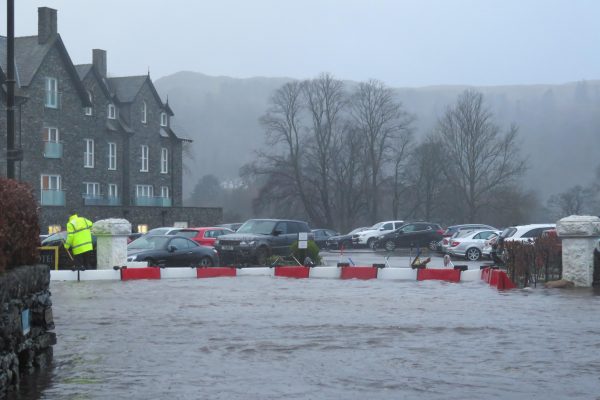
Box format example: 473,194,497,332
556,215,600,287
91,218,131,270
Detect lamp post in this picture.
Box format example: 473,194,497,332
6,0,22,179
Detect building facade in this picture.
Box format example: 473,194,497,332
0,7,221,233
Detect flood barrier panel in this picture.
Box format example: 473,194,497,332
197,267,237,278
417,268,461,283
120,267,161,281
274,266,310,279
340,266,379,280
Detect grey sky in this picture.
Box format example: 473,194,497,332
6,0,600,86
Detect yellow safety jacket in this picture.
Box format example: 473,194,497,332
64,214,94,255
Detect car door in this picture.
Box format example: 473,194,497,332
472,230,495,247
272,221,291,255
395,224,417,247
166,237,194,267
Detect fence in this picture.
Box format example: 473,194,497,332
503,235,562,288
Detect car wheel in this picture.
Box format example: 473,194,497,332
384,240,396,252
465,247,481,261
198,256,214,267
255,247,269,265
367,238,377,250
428,240,439,252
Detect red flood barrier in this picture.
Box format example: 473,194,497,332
274,266,310,279
340,266,378,280
197,267,237,278
480,267,516,290
417,268,461,283
121,267,161,281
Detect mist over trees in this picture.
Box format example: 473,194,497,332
239,76,532,230
156,73,600,228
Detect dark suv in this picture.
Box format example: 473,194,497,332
374,222,444,252
214,219,311,265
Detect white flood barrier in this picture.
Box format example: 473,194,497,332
237,267,273,277
377,268,418,281
79,269,121,281
309,266,341,279
50,270,78,281
459,269,482,282
160,268,197,279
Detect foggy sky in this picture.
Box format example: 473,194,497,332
5,0,600,86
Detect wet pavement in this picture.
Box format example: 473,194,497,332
9,273,600,400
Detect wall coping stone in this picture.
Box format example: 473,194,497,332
556,215,600,238
91,218,132,236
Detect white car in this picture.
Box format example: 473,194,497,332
490,224,556,263
447,229,500,261
352,220,404,249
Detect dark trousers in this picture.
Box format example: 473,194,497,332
74,251,93,269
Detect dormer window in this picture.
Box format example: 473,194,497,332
160,112,167,127
142,101,147,123
108,103,116,120
84,91,93,116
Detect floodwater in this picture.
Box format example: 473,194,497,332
10,277,600,400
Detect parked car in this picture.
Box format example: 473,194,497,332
143,227,183,237
446,229,500,261
216,222,244,232
374,222,444,251
311,229,340,249
214,219,311,265
127,233,143,244
352,220,405,249
439,224,498,254
126,235,219,267
326,227,370,250
173,227,234,247
490,224,556,264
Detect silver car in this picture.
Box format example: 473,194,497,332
446,229,500,261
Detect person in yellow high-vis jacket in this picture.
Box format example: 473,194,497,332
64,212,94,269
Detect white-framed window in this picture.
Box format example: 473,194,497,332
161,148,168,174
108,184,118,198
160,112,167,127
137,224,148,234
84,91,93,115
140,145,149,172
41,174,61,191
108,103,116,119
84,139,94,168
160,186,169,198
42,127,59,142
108,142,117,170
142,101,147,123
48,225,61,234
136,184,153,197
45,77,58,108
83,182,100,197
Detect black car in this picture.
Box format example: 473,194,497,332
311,229,340,249
374,222,444,251
325,227,369,250
214,219,311,265
126,235,219,267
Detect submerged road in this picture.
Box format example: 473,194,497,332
9,269,600,400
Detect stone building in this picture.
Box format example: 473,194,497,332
0,7,221,233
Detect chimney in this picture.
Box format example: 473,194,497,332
38,7,57,44
93,49,107,78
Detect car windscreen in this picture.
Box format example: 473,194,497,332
236,220,278,235
128,236,170,250
500,227,517,238
42,231,67,244
370,222,384,230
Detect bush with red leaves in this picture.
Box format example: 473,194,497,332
0,177,40,273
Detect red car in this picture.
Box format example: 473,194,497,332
175,227,234,247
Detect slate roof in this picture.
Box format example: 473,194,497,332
0,34,90,106
107,76,148,103
74,64,93,80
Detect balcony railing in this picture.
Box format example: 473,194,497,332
41,190,65,206
134,196,172,207
83,195,121,206
43,141,63,158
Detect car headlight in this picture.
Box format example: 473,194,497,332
127,255,137,261
240,240,256,246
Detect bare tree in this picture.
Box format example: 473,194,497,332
547,185,596,217
436,90,527,221
254,81,320,222
390,131,413,220
303,73,346,228
349,80,414,222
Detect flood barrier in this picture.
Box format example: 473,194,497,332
50,264,515,289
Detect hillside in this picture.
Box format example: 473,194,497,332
155,72,600,201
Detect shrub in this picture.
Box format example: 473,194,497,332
503,235,562,288
0,178,40,273
290,240,321,265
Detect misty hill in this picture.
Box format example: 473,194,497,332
155,72,600,202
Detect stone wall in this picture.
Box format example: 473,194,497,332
0,265,55,398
